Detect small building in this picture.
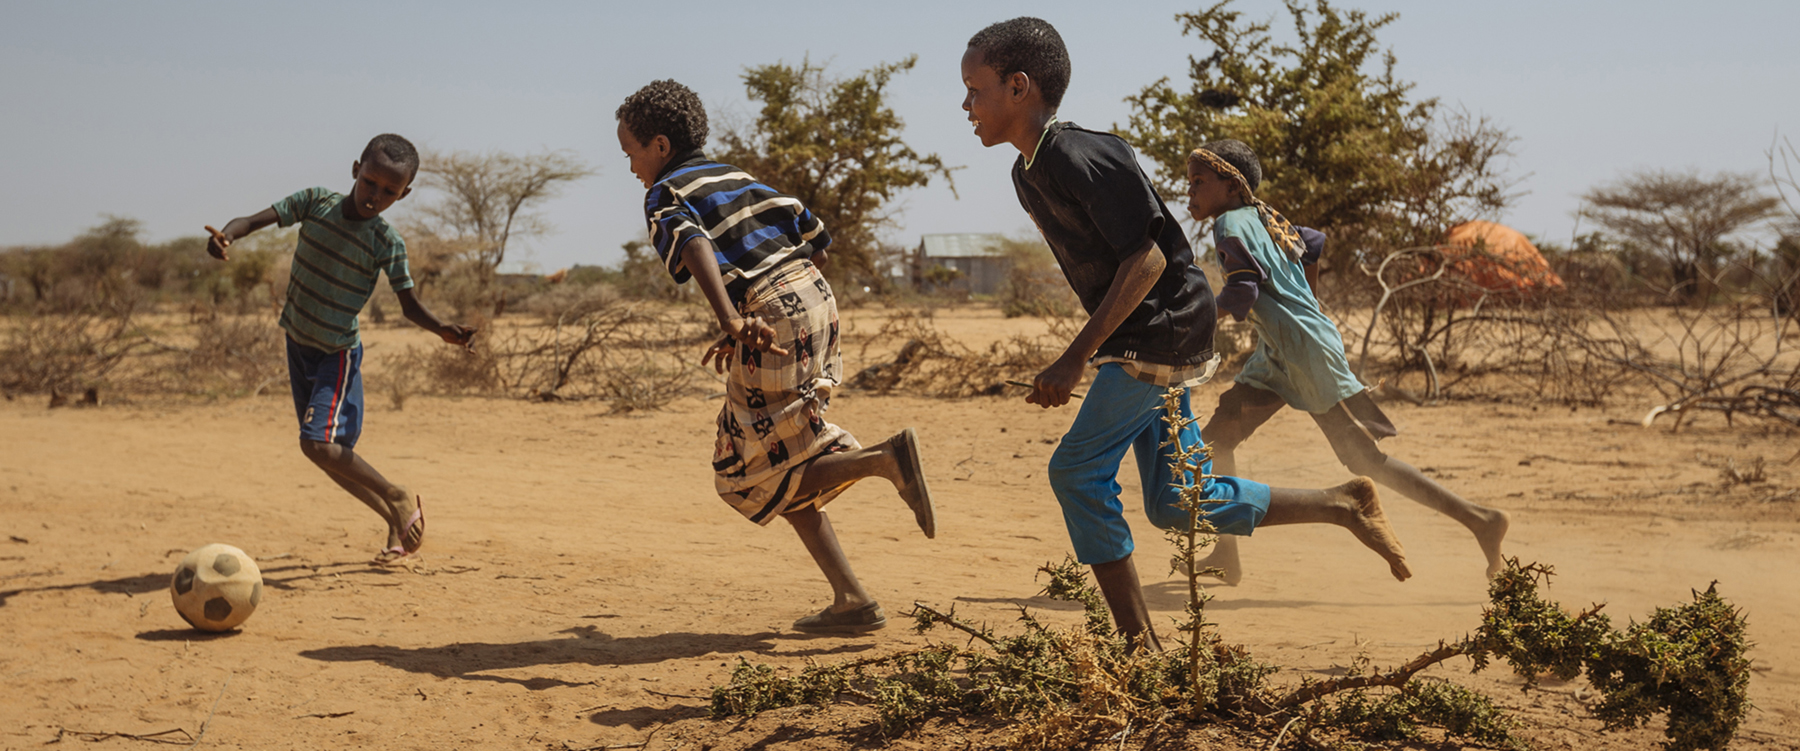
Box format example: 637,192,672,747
916,233,1009,295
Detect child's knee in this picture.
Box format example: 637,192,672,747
1047,446,1098,496
1201,414,1249,452
1144,499,1191,532
298,438,336,464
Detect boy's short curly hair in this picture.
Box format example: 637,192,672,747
616,80,709,154
1196,139,1263,191
967,17,1071,109
361,134,419,180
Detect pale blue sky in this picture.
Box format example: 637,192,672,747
3,1,1797,270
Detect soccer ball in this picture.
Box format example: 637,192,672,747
170,544,263,631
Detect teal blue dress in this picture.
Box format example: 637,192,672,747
1212,207,1366,414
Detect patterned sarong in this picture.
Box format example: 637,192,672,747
713,260,859,524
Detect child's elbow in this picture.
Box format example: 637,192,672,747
1136,242,1167,277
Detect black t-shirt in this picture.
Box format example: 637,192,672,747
1011,122,1217,366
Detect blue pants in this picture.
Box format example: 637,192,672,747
286,336,364,448
1049,364,1271,565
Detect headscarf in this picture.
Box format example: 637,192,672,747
1188,148,1307,265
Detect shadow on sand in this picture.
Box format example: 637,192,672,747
1143,580,1483,612
300,625,876,691
0,559,414,609
134,628,246,642
954,585,1482,615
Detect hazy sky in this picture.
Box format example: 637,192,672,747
4,1,1798,271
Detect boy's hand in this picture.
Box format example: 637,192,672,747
723,316,790,357
701,335,736,374
204,225,232,261
811,249,831,271
1027,354,1085,409
439,324,477,351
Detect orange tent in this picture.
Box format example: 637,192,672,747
1440,220,1564,298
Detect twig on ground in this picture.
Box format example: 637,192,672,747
1269,716,1301,749
907,602,998,646
54,727,194,745
185,673,231,749
1275,642,1468,709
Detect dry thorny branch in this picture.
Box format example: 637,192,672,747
1346,243,1800,427
708,387,1752,751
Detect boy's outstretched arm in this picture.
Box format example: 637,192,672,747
395,287,476,349
204,207,280,261
1029,239,1165,408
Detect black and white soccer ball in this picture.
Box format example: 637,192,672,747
170,543,263,631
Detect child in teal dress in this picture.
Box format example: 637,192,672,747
1185,140,1510,583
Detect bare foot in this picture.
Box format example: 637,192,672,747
1338,477,1411,582
1474,508,1510,578
1193,535,1243,586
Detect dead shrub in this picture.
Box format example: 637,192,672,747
383,297,708,410
384,332,506,396
179,314,285,396
848,309,1077,397
0,310,146,394
996,236,1077,318
1343,253,1800,423
598,350,695,413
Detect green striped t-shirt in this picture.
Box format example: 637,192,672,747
271,187,414,352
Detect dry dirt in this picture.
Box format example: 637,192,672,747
3,305,1799,750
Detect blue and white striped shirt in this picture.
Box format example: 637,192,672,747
643,154,830,303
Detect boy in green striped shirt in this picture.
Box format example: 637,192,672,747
205,133,473,565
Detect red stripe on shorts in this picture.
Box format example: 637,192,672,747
325,349,348,442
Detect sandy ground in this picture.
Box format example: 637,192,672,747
3,305,1799,750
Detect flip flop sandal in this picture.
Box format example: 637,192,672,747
891,428,935,538
399,496,426,554
792,602,887,635
371,546,411,566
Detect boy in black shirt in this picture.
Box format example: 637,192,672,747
962,17,1413,648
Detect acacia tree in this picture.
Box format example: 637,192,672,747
413,149,594,275
1120,1,1516,265
1580,170,1778,305
716,56,957,284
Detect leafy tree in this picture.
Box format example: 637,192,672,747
716,56,957,283
1580,170,1779,305
1120,1,1516,264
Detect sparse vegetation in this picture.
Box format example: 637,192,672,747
996,235,1077,318
846,308,1077,397
715,56,958,289
707,389,1753,751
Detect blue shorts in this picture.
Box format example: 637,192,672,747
286,336,364,448
1048,363,1271,565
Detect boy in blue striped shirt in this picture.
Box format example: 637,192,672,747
616,80,935,635
205,133,473,565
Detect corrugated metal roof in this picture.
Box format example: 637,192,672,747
919,233,1007,258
